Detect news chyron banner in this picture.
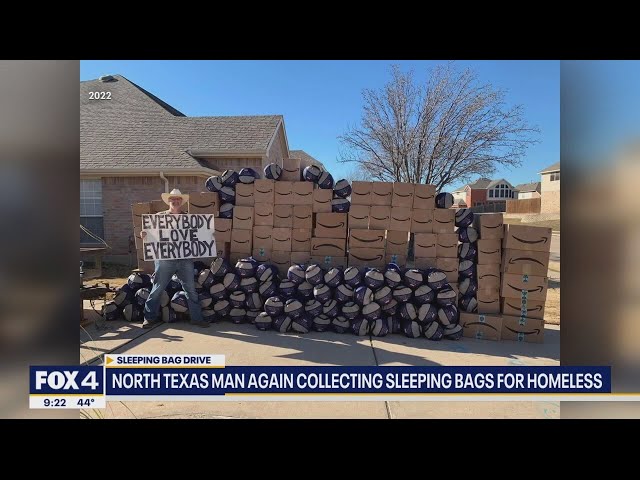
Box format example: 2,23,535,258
30,355,612,408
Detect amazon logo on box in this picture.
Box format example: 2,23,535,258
314,213,347,238
501,273,548,302
230,229,252,254
350,181,372,205
310,237,346,256
477,264,501,290
501,298,545,320
473,213,503,239
293,205,313,229
188,192,219,215
436,233,458,258
281,158,301,181
385,230,409,255
232,206,254,231
271,250,292,271
273,205,293,228
235,183,254,206
432,208,455,234
272,228,292,252
389,207,412,232
348,248,385,268
214,218,232,243
477,287,500,303
501,315,545,343
410,209,433,233
274,181,293,205
369,206,391,230
502,224,552,253
292,228,311,252
348,205,370,229
313,188,333,213
477,298,501,315
414,233,437,258
413,184,436,210
349,229,386,249
292,182,313,206
392,182,415,208
477,239,502,265
254,203,274,227
459,313,503,341
371,182,393,206
253,226,273,250
502,249,550,276
254,179,275,204
436,257,458,283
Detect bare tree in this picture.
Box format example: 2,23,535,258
339,63,540,191
345,166,372,183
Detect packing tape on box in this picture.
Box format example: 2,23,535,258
323,256,333,265
522,274,529,283
522,264,532,275
520,297,528,316
390,254,399,264
519,315,526,326
478,314,486,323
258,247,266,256
521,290,528,300
475,331,484,340
517,332,525,342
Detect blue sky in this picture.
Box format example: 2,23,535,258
81,60,559,189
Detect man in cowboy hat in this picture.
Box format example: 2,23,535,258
140,189,209,328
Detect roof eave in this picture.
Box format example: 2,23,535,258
186,148,266,157
539,168,560,174
81,167,220,176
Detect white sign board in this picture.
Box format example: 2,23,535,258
141,214,216,261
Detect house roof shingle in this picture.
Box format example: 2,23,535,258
289,149,326,171
540,161,560,174
468,178,492,189
515,182,541,192
81,75,282,172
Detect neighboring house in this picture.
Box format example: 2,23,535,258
539,161,560,213
452,198,467,209
515,181,542,199
451,178,517,208
81,74,322,260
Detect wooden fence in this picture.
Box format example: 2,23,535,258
505,198,541,214
469,201,506,213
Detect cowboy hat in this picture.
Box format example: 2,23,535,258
161,188,190,205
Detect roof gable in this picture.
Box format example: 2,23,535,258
540,161,560,174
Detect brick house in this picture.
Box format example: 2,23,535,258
539,161,560,213
451,178,517,208
81,74,322,262
515,181,542,199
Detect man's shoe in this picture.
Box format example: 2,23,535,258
142,318,160,329
190,319,210,328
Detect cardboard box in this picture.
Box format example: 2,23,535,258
310,255,348,269
229,251,245,266
290,251,312,265
413,257,437,269
271,251,291,272
232,206,254,230
385,253,407,267
349,248,385,267
311,237,346,256
473,213,503,239
436,233,458,258
254,203,274,226
150,199,168,213
349,229,386,250
252,247,271,263
214,218,232,244
432,208,455,233
477,298,501,314
254,179,275,205
281,157,301,181
502,249,550,276
389,207,412,232
391,182,415,208
369,206,391,230
503,224,552,252
385,230,409,255
348,205,370,229
291,228,311,252
314,213,347,238
292,181,314,205
234,183,254,206
132,202,151,228
273,205,293,228
477,239,502,264
413,184,436,210
459,313,503,341
477,264,501,290
371,182,393,206
274,181,294,205
216,242,230,260
272,228,292,252
410,209,433,233
436,258,458,283
293,205,313,229
136,259,155,275
501,315,545,343
477,287,500,303
187,193,219,215
501,273,548,302
253,226,273,250
414,233,437,258
350,181,372,205
313,188,333,213
501,297,546,320
230,229,252,254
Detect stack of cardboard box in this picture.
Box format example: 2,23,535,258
499,224,552,343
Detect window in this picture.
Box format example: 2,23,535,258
488,190,493,198
80,179,104,244
550,172,560,181
500,190,505,198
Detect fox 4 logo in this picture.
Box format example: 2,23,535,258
35,370,99,390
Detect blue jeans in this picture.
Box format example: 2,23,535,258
144,259,203,323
